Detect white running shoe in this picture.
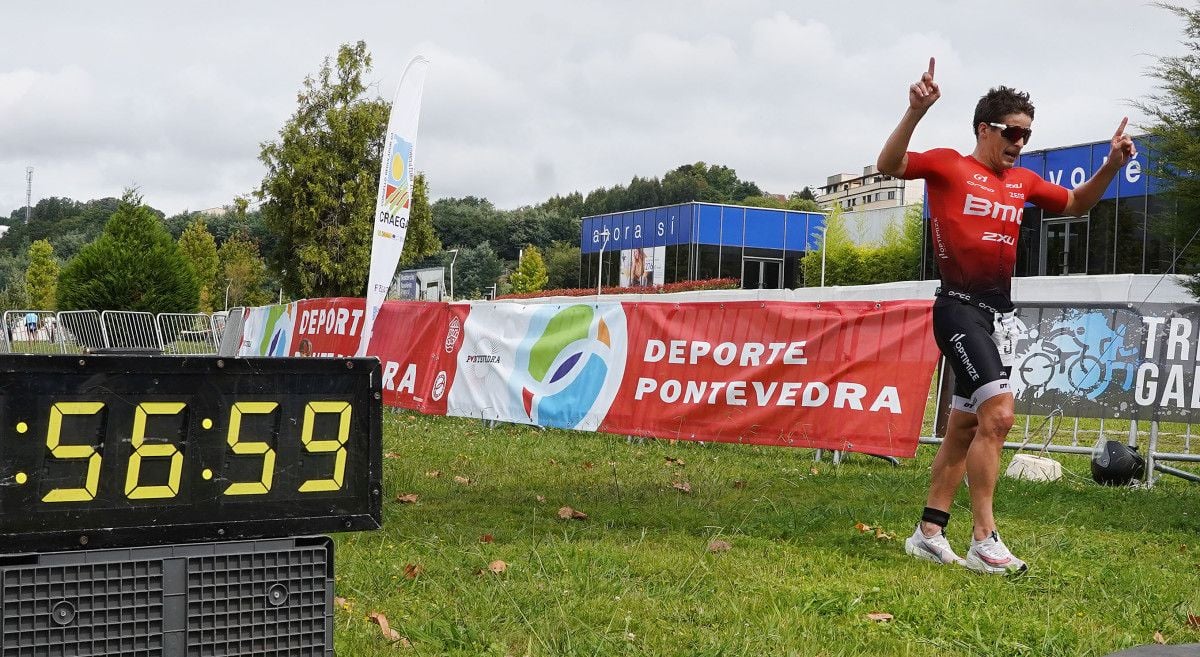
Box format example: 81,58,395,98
964,531,1028,575
904,524,964,565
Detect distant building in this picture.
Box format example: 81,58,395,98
581,202,827,290
815,164,924,212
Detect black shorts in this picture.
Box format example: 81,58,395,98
932,296,1018,413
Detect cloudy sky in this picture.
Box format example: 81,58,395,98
0,1,1187,217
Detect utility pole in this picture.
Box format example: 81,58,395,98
25,167,33,224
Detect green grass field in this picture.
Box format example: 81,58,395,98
331,411,1200,656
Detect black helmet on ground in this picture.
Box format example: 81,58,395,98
1091,439,1145,486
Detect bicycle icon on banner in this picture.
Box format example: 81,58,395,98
1012,311,1140,402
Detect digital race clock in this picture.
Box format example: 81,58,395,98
0,354,383,552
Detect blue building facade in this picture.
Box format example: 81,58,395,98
580,202,827,289
580,136,1183,291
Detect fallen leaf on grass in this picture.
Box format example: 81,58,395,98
866,612,893,623
672,481,693,494
582,461,594,470
708,540,732,553
403,563,424,579
395,493,419,504
385,452,403,459
488,560,508,574
665,456,685,466
1189,613,1200,629
334,596,352,610
453,476,472,485
558,506,588,520
367,611,401,640
425,470,442,478
810,467,820,475
1154,631,1166,644
480,534,494,543
874,527,897,541
548,458,559,466
536,495,546,503
732,480,747,489
855,522,873,533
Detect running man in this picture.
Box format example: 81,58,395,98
877,58,1136,574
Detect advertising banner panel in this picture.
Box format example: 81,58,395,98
293,297,367,357
443,300,939,457
367,300,463,413
1011,303,1200,422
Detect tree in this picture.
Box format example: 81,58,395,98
432,196,505,250
453,242,504,299
795,186,817,202
802,207,866,287
400,173,441,267
1137,3,1200,296
58,190,199,312
0,279,28,314
863,204,924,284
257,41,389,298
178,218,220,312
217,231,272,309
509,245,549,293
0,196,119,263
25,240,58,310
543,241,581,289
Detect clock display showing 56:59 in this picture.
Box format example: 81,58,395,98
0,355,383,551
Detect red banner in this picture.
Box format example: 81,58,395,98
293,298,367,357
367,300,463,413
357,298,937,457
597,301,938,457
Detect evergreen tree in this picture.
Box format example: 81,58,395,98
1137,3,1200,296
25,239,58,310
508,245,549,293
57,190,199,312
454,242,504,299
802,207,865,287
543,241,581,289
178,218,220,312
217,231,272,309
257,41,389,298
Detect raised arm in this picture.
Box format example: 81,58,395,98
877,57,940,177
1060,117,1138,215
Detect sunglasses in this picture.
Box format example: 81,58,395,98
987,122,1033,144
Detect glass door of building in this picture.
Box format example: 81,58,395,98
1042,218,1088,275
742,257,783,289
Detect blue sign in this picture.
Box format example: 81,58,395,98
581,202,826,254
1016,137,1153,204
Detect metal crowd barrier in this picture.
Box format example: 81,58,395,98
0,310,224,356
919,357,1200,487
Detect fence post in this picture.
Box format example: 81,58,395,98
1146,421,1159,488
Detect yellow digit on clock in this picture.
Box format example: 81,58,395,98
42,402,105,503
223,401,278,495
125,402,186,499
298,401,351,492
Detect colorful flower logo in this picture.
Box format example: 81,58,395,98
516,304,626,430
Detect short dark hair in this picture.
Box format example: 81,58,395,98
972,86,1035,137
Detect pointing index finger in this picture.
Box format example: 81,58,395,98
927,57,936,79
1114,117,1128,138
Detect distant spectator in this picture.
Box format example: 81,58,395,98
24,312,37,340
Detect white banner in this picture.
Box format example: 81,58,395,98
360,55,431,355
